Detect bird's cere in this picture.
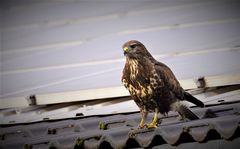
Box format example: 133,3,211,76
123,47,129,52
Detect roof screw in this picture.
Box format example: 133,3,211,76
195,77,206,88
48,128,57,135
43,117,50,121
99,122,108,130
75,137,84,147
26,95,37,106
24,144,32,149
128,131,136,138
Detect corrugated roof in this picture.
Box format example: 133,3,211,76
1,100,240,149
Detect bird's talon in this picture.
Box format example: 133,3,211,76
138,124,147,129
147,123,158,129
138,125,144,129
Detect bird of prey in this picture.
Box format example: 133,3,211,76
121,40,204,128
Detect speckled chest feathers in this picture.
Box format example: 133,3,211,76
122,57,163,111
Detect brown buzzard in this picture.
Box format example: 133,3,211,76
121,40,204,128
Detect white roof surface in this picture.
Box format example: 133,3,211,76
1,0,240,99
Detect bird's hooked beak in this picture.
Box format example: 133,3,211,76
123,46,130,55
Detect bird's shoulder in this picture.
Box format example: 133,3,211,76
153,60,184,98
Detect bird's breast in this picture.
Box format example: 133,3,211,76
128,59,139,80
122,78,153,99
122,59,162,98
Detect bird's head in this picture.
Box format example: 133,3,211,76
122,40,153,59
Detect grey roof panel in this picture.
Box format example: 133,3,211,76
1,102,240,149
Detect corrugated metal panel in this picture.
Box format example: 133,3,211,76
0,100,240,149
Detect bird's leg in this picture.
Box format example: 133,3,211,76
177,112,186,121
147,108,159,128
139,109,148,129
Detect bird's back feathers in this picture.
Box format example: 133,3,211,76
154,61,185,99
154,61,204,108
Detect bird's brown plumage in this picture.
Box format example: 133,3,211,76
121,40,204,128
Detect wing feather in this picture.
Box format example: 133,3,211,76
154,61,184,100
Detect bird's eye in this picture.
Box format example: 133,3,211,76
130,44,137,49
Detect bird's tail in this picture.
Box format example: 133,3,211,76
184,92,205,107
171,102,199,120
178,104,199,120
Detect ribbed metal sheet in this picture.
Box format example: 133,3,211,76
0,102,240,149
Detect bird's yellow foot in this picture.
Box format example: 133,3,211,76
147,122,158,129
138,113,147,129
147,109,159,129
138,123,146,129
